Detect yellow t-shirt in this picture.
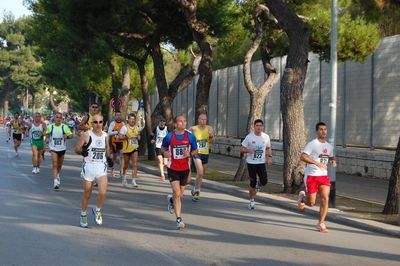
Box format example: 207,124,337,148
12,120,23,134
122,125,139,153
193,125,210,155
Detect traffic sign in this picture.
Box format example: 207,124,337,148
110,98,123,109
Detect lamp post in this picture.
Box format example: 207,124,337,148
329,0,338,208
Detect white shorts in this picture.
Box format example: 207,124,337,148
81,162,108,182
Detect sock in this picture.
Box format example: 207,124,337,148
95,207,101,212
81,211,87,216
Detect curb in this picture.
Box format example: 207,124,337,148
138,163,400,238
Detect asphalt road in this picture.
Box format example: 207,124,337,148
0,128,399,266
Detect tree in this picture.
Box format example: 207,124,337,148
234,4,280,181
382,136,400,214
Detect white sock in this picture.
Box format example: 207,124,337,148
81,211,87,216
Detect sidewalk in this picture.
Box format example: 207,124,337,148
138,153,400,238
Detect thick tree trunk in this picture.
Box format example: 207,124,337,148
234,4,279,181
3,84,11,117
264,0,309,193
178,0,213,120
120,65,130,121
49,94,58,113
382,136,400,214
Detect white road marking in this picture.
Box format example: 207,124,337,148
21,174,39,185
55,196,81,210
11,162,18,169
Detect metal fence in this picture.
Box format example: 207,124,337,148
150,35,400,149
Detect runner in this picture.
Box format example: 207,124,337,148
189,114,215,201
240,119,272,209
119,113,141,188
298,122,337,233
150,116,169,181
25,112,47,174
11,112,24,156
5,116,12,143
78,102,101,136
45,112,74,189
108,111,125,178
161,115,198,229
75,114,113,228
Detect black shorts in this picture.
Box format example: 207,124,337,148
167,168,190,186
112,142,123,153
123,148,139,158
155,148,164,156
51,150,66,158
13,133,22,141
247,163,268,187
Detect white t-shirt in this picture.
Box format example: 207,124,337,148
241,132,271,164
303,138,334,177
154,126,168,148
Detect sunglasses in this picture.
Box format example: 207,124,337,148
91,106,99,108
93,120,103,124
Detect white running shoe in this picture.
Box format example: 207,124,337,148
248,200,255,210
92,207,103,225
80,215,88,228
131,179,138,188
57,174,61,186
32,167,37,174
36,166,40,173
167,195,174,214
15,152,19,157
54,179,59,189
176,218,185,230
122,176,127,187
298,191,306,210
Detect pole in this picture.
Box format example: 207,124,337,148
329,0,338,208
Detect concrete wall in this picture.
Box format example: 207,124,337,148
211,137,395,180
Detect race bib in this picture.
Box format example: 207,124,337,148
32,131,42,140
197,140,207,151
53,138,63,147
156,137,163,145
13,129,18,134
130,138,138,146
173,144,187,159
90,148,105,162
252,146,264,161
318,154,329,165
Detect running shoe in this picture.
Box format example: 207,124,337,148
53,179,59,189
119,171,123,178
57,174,61,186
80,215,88,228
92,207,103,225
298,191,306,210
248,200,255,209
122,176,127,187
36,166,40,173
195,191,200,201
110,168,115,177
256,181,260,194
191,190,197,202
176,218,185,230
316,223,329,233
32,167,37,174
131,179,138,188
6,140,8,143
167,195,174,214
42,154,45,161
15,152,18,157
93,179,98,187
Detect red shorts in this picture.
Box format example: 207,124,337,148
305,175,331,194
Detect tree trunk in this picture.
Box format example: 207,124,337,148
49,94,58,113
382,136,400,214
263,0,309,193
234,4,279,181
178,0,213,120
3,84,11,117
120,64,130,121
108,61,120,123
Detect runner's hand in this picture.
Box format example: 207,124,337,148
81,148,89,157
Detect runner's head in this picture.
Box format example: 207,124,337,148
114,111,122,122
127,113,136,126
92,114,104,132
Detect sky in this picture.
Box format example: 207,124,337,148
0,0,32,19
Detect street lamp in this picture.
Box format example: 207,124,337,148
329,0,338,208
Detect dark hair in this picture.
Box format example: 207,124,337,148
316,122,326,131
14,112,19,116
254,119,263,126
128,113,136,119
115,110,121,114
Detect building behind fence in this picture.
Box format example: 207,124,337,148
150,35,400,179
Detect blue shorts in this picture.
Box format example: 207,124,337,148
193,154,209,164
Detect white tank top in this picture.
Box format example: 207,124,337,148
83,131,107,164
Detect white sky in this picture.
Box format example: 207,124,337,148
0,0,32,19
